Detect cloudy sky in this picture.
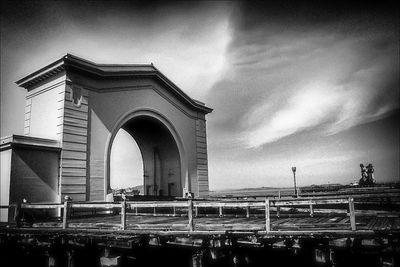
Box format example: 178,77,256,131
1,1,398,190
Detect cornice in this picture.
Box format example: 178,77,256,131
16,54,213,114
0,135,61,152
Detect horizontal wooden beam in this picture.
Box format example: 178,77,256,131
21,204,64,209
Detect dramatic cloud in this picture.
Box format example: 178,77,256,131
207,1,399,148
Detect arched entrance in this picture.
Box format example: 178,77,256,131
110,129,144,193
14,55,212,202
106,110,185,197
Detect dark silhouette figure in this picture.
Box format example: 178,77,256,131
359,163,376,186
366,164,376,185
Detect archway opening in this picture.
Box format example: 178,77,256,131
110,129,144,195
109,115,182,197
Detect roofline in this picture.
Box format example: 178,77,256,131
16,54,212,114
0,135,61,152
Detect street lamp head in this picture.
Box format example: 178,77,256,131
291,167,296,173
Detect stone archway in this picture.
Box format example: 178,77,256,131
105,109,187,197
10,54,212,203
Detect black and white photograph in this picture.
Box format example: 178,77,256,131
0,1,399,266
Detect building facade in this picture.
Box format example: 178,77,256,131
1,54,212,221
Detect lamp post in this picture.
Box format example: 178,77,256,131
291,167,297,197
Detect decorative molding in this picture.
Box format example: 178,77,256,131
16,54,212,114
0,135,61,152
73,82,199,120
26,80,67,99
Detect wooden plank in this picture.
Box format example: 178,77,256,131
63,125,88,136
62,159,87,168
272,199,349,206
60,176,86,185
197,159,208,165
63,106,88,117
64,116,88,125
63,133,87,144
197,164,208,170
63,142,87,152
194,202,264,208
196,142,207,149
21,204,63,209
197,153,207,159
62,185,86,194
196,131,206,138
196,147,207,154
128,202,188,208
63,120,88,130
62,168,87,177
62,150,87,160
64,109,89,121
197,170,208,176
196,136,207,143
71,203,121,209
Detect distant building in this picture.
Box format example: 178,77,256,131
1,54,212,221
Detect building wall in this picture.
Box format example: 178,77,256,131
59,83,90,201
196,116,209,196
24,74,66,140
9,147,60,204
88,87,197,199
13,68,210,202
0,149,11,222
64,74,207,199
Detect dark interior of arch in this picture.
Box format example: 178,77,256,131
121,116,182,197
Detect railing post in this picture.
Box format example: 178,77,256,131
195,206,198,217
219,205,223,217
121,199,126,230
246,205,250,218
265,198,271,233
173,206,176,216
14,203,21,227
63,199,70,229
309,203,314,217
349,197,356,231
276,192,281,217
188,199,194,231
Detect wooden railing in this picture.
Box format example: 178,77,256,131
0,196,361,232
209,187,400,200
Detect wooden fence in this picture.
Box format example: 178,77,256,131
0,196,359,232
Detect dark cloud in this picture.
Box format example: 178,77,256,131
233,0,398,29
207,0,399,143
